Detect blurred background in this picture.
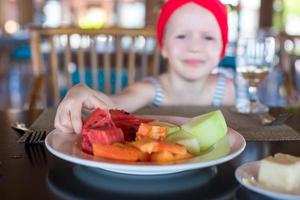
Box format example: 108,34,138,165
0,0,300,110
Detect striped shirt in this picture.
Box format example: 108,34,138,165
144,75,227,107
212,74,227,107
143,77,164,106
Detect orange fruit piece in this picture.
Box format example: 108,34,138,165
151,151,193,162
130,137,187,155
92,143,144,162
150,151,175,162
136,123,168,140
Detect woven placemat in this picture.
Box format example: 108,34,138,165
31,106,300,141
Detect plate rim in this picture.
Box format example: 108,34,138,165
235,161,300,199
46,115,246,175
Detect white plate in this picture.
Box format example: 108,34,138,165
46,115,246,175
235,161,300,200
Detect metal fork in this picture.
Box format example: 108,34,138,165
25,143,48,166
17,130,47,144
12,122,47,144
27,130,47,144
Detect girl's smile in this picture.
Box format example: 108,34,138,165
182,59,205,67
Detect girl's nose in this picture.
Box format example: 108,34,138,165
187,38,203,53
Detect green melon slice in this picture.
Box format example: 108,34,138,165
199,135,230,161
181,110,227,151
167,130,200,155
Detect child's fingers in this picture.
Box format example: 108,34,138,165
54,106,61,127
83,94,109,110
56,108,74,133
56,124,73,133
54,105,68,131
70,105,83,134
55,85,111,134
68,95,108,134
55,119,73,133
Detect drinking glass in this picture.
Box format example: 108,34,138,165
235,37,276,113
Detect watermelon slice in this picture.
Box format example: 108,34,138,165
110,109,135,121
83,108,114,129
84,127,124,144
81,108,155,155
82,127,125,155
81,134,93,154
109,109,155,141
113,120,140,141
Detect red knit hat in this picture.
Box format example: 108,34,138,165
157,0,228,58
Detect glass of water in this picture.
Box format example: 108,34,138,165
235,36,276,113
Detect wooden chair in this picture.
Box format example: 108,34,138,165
27,26,163,109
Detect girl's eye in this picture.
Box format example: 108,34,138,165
204,36,215,41
176,34,186,39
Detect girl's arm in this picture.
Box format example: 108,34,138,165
110,81,155,112
54,81,155,134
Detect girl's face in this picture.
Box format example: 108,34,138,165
162,3,223,81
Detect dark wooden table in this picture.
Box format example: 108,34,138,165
1,107,300,200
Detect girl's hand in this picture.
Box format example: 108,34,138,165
54,83,113,134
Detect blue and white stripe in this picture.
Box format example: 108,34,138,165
144,77,164,107
212,75,226,107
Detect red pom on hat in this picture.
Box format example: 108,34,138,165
157,0,228,58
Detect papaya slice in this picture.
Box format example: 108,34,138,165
92,143,145,162
151,151,175,162
130,138,187,155
136,123,169,140
150,151,193,162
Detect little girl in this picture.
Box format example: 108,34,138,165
55,0,235,134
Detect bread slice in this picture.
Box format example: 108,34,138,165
258,153,300,191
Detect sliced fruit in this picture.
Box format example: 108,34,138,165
181,110,227,151
137,151,151,162
84,127,124,145
111,111,155,142
83,108,156,143
110,109,155,123
83,108,113,129
129,137,157,154
173,152,193,160
81,134,93,154
136,123,152,138
109,109,135,121
150,151,175,162
130,137,187,155
92,143,143,162
167,130,200,155
113,120,141,142
150,151,193,162
175,138,200,155
136,123,169,140
199,135,230,161
149,121,180,135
